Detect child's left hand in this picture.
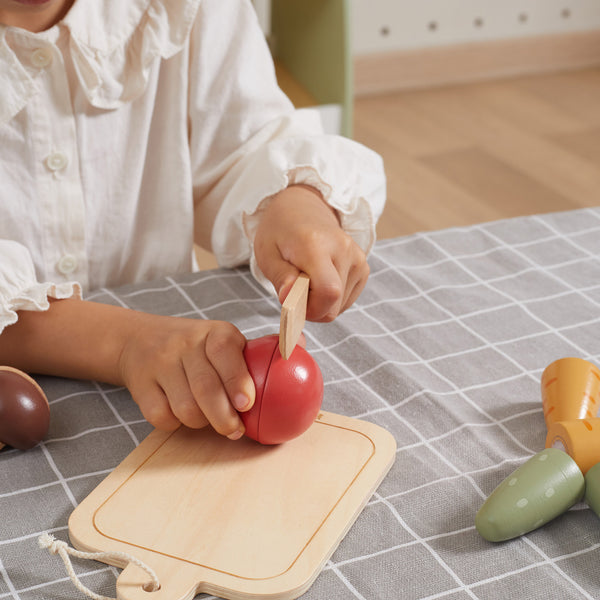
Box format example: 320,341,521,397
253,185,370,322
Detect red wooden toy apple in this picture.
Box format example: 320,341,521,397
241,335,323,445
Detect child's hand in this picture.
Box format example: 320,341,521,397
253,185,370,322
117,313,255,437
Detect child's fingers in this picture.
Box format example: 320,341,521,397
277,270,302,305
182,324,253,439
256,247,300,306
297,332,307,349
271,255,349,322
338,258,370,315
306,263,345,322
131,381,181,431
266,241,344,322
183,358,245,439
253,205,369,320
204,324,255,410
196,378,245,439
159,368,209,430
340,272,368,315
299,242,354,321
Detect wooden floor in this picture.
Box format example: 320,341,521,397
354,67,600,241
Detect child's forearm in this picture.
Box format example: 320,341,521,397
0,298,254,438
0,298,137,384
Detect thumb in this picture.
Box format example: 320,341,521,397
297,332,307,349
257,253,300,305
276,267,302,305
253,231,302,303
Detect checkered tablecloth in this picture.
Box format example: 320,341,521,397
3,208,600,599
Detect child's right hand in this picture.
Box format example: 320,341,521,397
116,313,255,439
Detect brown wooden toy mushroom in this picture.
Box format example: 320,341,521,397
0,366,50,450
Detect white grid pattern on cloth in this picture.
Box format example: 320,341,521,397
2,208,600,599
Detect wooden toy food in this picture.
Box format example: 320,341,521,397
541,357,600,427
546,418,600,474
242,335,323,445
585,462,600,518
0,366,50,450
475,448,585,542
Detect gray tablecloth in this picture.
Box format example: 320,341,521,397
3,208,600,600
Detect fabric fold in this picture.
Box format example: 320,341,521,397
0,0,202,119
66,0,201,108
0,28,39,123
0,242,81,334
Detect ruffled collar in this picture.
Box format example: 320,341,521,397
0,0,200,123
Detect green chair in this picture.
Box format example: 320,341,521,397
271,0,353,137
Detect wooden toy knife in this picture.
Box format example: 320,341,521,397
279,274,310,360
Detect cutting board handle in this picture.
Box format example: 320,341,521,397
117,561,199,600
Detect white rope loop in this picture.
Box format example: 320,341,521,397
38,533,160,600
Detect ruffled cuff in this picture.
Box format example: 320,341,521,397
1,282,82,334
236,130,386,292
242,165,380,292
0,242,82,334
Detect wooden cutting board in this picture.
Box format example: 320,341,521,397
69,411,396,600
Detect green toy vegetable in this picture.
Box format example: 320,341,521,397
584,462,600,517
476,448,585,542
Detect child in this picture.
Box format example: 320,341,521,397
0,0,386,440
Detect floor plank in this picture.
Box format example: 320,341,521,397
353,67,600,239
421,148,573,216
551,128,600,164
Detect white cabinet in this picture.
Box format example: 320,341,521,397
350,0,600,94
351,0,600,54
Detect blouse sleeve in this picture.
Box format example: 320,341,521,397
0,240,81,334
188,0,386,288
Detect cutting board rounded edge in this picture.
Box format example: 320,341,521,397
67,413,397,600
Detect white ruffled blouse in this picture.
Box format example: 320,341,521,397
0,0,386,333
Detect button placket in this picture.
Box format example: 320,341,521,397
25,33,90,289
45,151,69,173
56,254,78,276
31,47,53,69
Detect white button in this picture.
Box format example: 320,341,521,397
31,48,53,68
56,254,78,275
45,152,68,172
